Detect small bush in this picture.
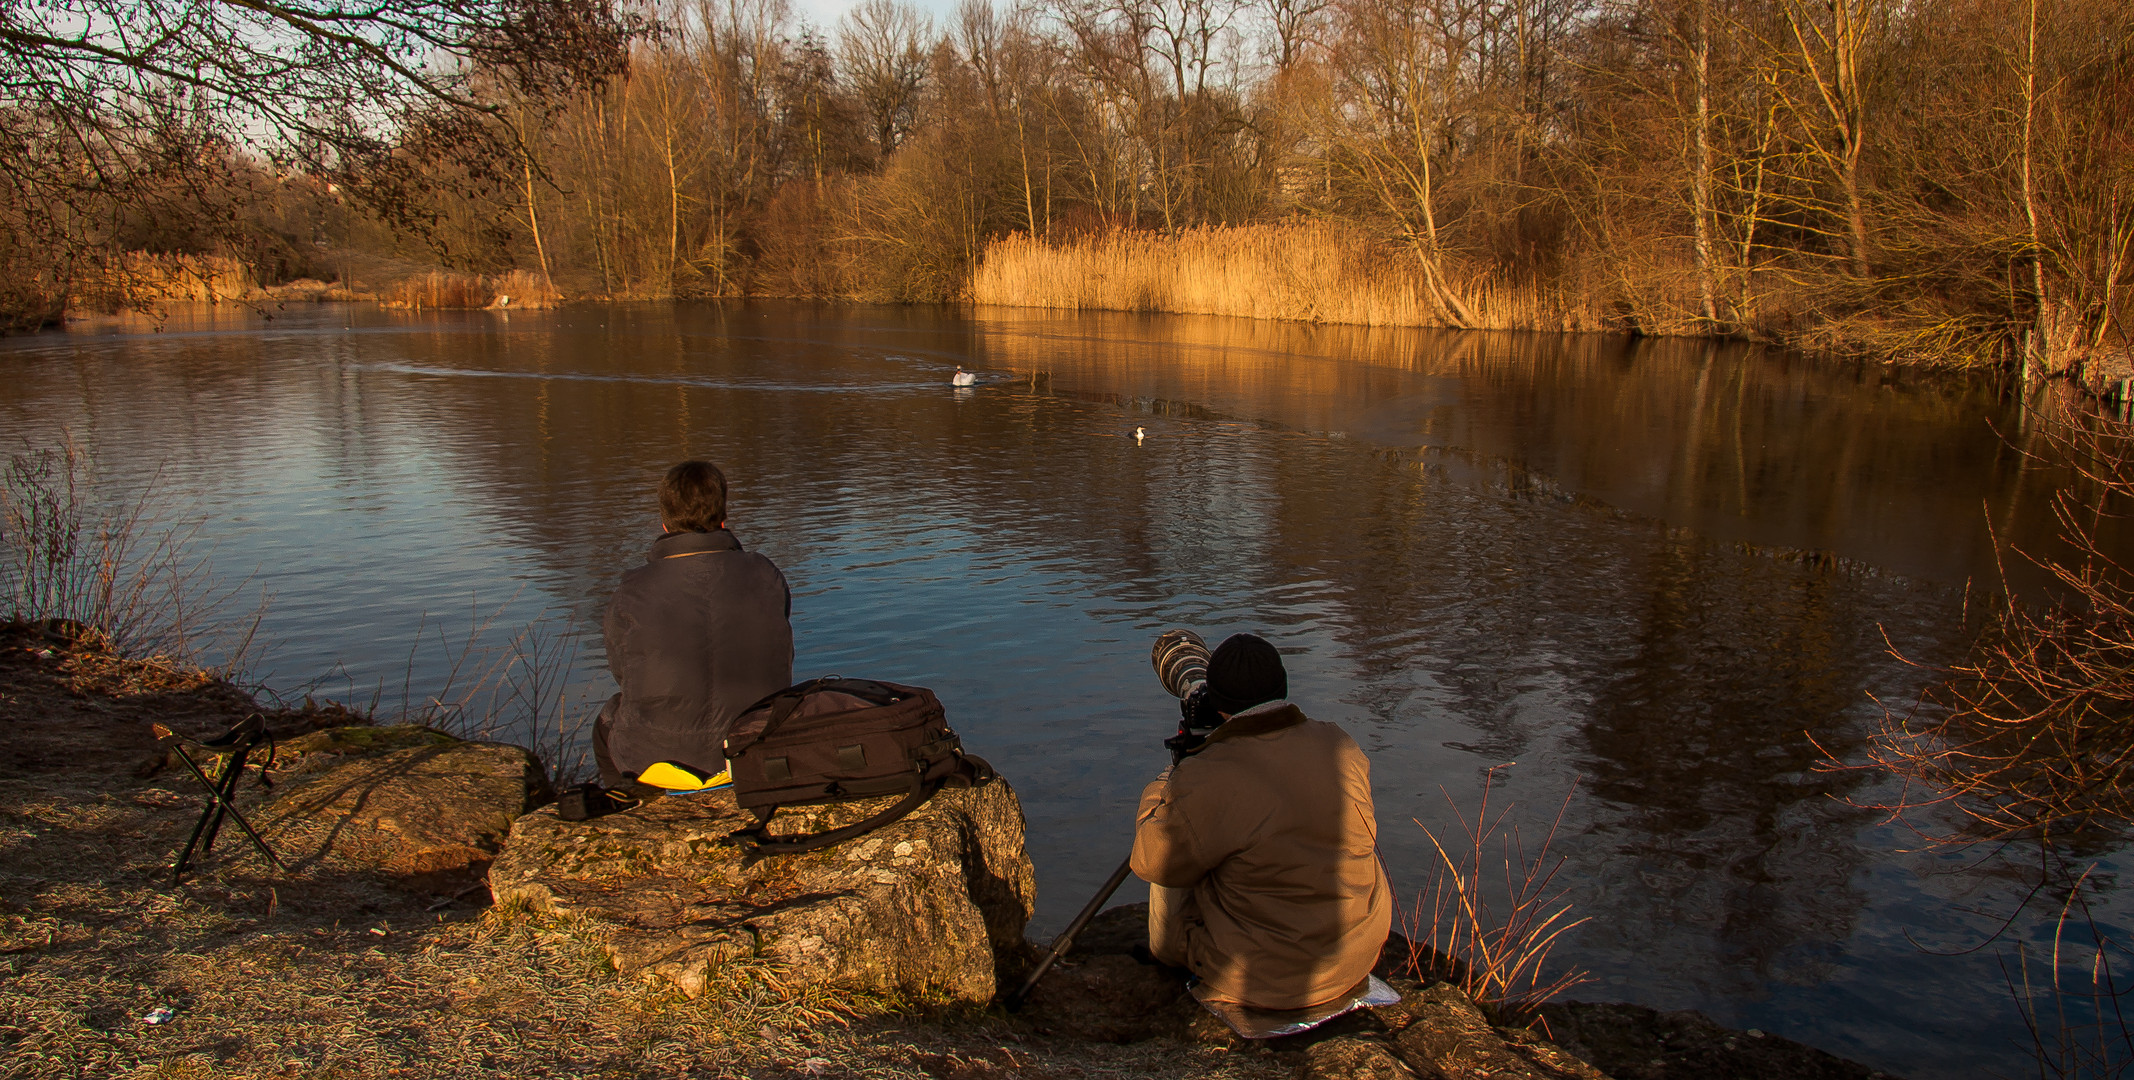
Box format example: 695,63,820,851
0,438,230,661
1399,766,1592,1016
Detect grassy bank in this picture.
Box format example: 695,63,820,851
37,255,565,319
0,621,1282,1080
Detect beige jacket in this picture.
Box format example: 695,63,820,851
1131,701,1393,1010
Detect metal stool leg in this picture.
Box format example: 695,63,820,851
159,724,287,883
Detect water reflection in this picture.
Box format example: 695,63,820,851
0,301,2114,1079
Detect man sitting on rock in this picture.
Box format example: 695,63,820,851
1131,633,1392,1011
593,459,793,789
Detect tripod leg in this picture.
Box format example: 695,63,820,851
169,746,224,884
198,743,251,855
206,741,287,874
1005,856,1137,1011
165,740,288,879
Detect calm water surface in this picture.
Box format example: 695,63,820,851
1,302,2118,1078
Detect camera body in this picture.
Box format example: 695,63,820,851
1177,684,1223,731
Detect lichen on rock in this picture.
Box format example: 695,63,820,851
489,779,1037,1006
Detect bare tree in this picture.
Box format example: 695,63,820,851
1257,0,1333,70
1318,0,1486,325
841,0,934,159
1769,0,1881,277
0,0,640,320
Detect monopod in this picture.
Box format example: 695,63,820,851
1004,856,1135,1010
1003,629,1221,1011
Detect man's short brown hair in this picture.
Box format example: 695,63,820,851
659,460,728,532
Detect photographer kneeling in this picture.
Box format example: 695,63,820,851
1131,633,1392,1011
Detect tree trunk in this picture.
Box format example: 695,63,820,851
522,155,556,296
1692,0,1718,325
1014,101,1040,237
2020,0,2049,374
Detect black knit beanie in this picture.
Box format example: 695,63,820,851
1204,633,1287,716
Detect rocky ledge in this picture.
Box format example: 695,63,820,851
491,781,1037,1006
141,721,553,897
251,725,552,893
0,620,1906,1080
1014,904,1900,1080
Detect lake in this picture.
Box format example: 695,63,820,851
0,301,2116,1078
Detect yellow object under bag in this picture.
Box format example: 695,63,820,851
633,761,732,792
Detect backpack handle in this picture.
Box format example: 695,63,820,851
723,675,846,759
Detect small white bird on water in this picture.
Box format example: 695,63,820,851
951,367,977,386
1134,426,1146,444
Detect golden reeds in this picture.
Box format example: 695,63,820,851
379,271,492,309
490,268,564,309
379,269,564,310
64,252,259,307
971,222,1610,333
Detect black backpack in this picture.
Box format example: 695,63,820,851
721,677,993,854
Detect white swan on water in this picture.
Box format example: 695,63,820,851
951,367,977,387
1134,426,1146,444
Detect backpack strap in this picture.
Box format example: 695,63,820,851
730,774,936,854
727,753,994,855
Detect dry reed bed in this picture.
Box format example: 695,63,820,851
378,269,562,310
971,224,1613,333
66,253,259,306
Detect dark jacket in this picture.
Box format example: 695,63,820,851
1131,701,1393,1009
600,528,793,778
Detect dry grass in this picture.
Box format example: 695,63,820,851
2000,864,2134,1080
971,223,1607,332
379,270,562,310
489,269,563,309
378,271,491,309
369,601,600,789
969,223,2023,366
1398,766,1592,1018
1789,310,2014,368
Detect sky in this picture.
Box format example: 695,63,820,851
790,0,966,34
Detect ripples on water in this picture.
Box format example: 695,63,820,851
1,302,2120,1078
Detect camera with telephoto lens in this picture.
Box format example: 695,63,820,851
1152,628,1223,732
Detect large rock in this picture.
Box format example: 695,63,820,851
1386,983,1610,1080
1299,1036,1420,1080
489,779,1037,1006
252,726,552,890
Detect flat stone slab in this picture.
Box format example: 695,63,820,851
490,779,1036,1006
252,729,551,890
